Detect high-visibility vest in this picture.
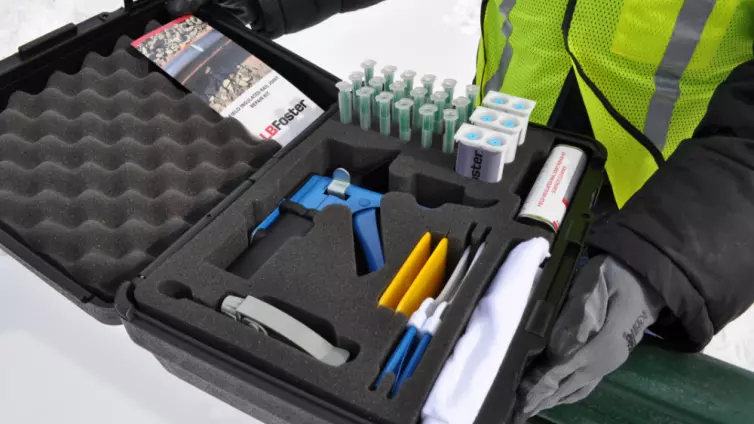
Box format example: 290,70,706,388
476,0,753,207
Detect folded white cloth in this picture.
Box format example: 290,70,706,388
422,237,551,424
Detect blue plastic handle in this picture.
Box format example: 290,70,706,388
392,332,432,396
353,208,385,272
250,173,385,273
375,326,417,389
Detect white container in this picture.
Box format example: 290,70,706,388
482,91,536,145
469,107,524,163
454,124,515,183
518,145,587,231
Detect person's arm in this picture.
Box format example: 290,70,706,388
516,59,754,422
254,0,385,38
589,58,754,352
168,0,387,38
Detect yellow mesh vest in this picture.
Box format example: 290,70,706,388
477,0,506,102
476,0,572,124
476,0,754,207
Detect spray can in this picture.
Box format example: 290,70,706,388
454,124,514,183
518,145,587,231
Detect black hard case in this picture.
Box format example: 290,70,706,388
0,1,606,423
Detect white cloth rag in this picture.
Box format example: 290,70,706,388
421,237,551,424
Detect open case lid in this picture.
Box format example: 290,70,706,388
0,0,339,324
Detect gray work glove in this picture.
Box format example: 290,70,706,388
166,0,263,28
514,255,664,422
166,0,383,39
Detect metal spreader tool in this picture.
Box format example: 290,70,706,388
221,295,350,366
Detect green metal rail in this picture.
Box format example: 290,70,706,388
532,340,754,424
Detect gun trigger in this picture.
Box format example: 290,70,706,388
327,168,351,199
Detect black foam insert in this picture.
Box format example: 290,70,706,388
0,24,279,300
134,117,557,424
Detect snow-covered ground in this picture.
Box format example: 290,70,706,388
0,1,752,423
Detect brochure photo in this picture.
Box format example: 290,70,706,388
132,16,324,146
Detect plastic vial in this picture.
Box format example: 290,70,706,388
390,80,407,99
410,87,428,128
349,71,365,89
349,71,365,112
356,86,375,131
361,59,377,85
395,98,414,142
390,80,407,116
335,81,354,125
401,70,417,91
375,92,394,137
421,74,437,99
466,84,480,117
441,79,457,101
430,91,449,134
369,76,386,112
442,109,459,154
369,76,386,94
452,96,471,124
419,104,438,148
382,65,398,87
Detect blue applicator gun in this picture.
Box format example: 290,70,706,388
227,168,385,278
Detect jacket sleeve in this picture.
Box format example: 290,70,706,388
588,58,754,352
253,0,386,38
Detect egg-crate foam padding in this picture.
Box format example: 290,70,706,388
131,119,556,424
0,27,279,301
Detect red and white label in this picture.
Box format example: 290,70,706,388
519,145,586,232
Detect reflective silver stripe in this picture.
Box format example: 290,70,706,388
483,0,518,94
644,0,716,150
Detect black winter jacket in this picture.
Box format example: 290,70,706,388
224,0,754,352
590,60,754,352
